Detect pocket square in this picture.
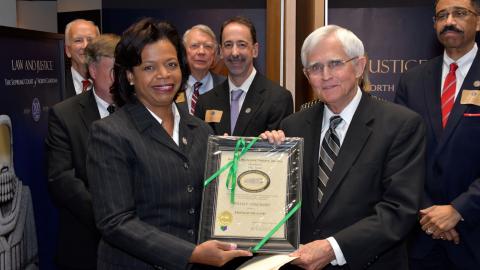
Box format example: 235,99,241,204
463,113,480,117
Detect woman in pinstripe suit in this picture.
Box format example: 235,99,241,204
86,18,251,270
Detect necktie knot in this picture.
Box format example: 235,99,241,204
231,89,243,101
449,63,458,73
82,79,91,92
193,81,203,92
107,105,115,114
329,115,342,130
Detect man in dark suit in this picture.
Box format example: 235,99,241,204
176,24,226,114
263,25,425,270
63,19,100,99
46,34,119,270
395,0,480,268
195,16,293,136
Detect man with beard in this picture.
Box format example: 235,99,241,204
395,0,480,268
195,16,293,136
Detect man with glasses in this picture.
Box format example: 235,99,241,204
261,25,425,269
178,25,225,115
395,0,480,268
195,16,293,136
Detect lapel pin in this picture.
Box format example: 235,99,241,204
182,137,188,145
473,80,480,88
245,108,252,114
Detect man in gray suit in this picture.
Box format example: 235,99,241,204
177,24,225,115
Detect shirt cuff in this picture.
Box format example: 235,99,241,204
326,237,347,266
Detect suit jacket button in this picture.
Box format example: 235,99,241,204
184,162,189,169
188,208,195,214
187,185,194,192
188,229,195,236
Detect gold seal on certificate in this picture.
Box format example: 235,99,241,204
198,136,303,253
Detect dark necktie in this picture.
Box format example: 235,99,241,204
230,89,243,134
107,105,115,114
441,63,458,128
317,115,343,204
190,81,202,114
82,79,91,92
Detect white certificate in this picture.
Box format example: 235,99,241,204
213,151,289,239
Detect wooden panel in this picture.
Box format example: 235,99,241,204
266,0,281,83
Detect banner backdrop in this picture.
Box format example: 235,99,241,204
328,6,443,101
0,26,64,270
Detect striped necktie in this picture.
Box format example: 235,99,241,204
317,115,343,204
441,63,458,128
190,81,202,114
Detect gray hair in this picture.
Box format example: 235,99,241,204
64,19,100,45
183,24,217,45
301,25,364,67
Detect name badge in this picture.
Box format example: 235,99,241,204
205,110,223,123
175,92,186,103
460,90,480,106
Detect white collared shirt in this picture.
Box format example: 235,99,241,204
146,103,181,146
92,87,112,119
442,43,477,99
71,67,92,95
319,87,363,266
185,73,214,112
228,68,257,109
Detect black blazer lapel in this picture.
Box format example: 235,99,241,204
126,103,186,159
316,95,373,216
64,67,76,99
302,104,325,218
178,107,201,155
79,91,100,132
214,83,232,135
423,57,443,143
234,75,265,136
438,50,480,153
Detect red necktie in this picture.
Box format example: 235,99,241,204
190,82,202,114
82,79,91,92
441,63,458,128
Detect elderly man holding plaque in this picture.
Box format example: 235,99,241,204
262,25,426,270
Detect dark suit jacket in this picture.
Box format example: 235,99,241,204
195,73,293,136
64,67,77,100
281,94,425,270
46,90,101,269
176,72,226,112
87,101,213,270
396,49,480,266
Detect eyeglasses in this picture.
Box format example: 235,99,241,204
222,41,251,51
188,42,216,52
304,56,358,77
433,8,478,22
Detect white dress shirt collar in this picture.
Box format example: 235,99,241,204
321,87,362,145
92,88,111,119
71,66,91,95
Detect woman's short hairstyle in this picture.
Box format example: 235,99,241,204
112,18,188,106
